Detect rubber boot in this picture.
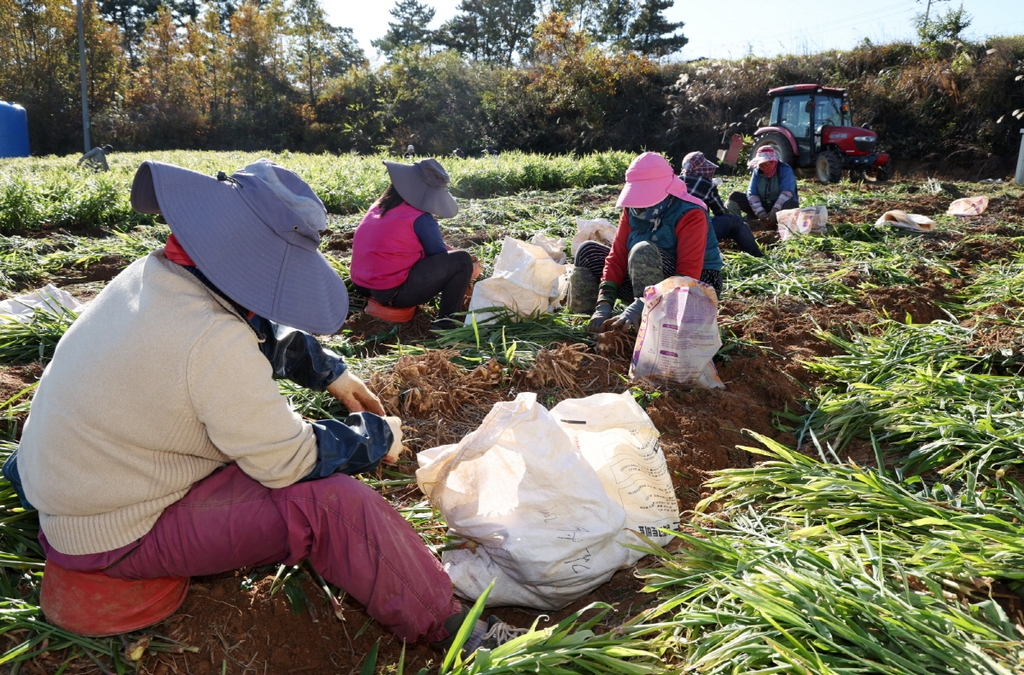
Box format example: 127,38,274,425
566,266,599,315
627,241,664,296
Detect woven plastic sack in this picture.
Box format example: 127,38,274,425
629,276,724,389
0,284,83,325
777,205,827,241
875,210,936,233
466,237,566,323
416,391,678,610
529,232,567,264
947,197,989,217
570,218,617,257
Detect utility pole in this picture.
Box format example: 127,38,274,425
77,0,91,153
924,0,932,23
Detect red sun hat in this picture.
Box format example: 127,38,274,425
681,151,719,179
615,152,705,209
747,146,779,169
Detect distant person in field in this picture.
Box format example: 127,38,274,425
404,144,415,160
680,151,763,258
350,158,479,331
452,147,466,159
567,152,719,334
726,145,799,225
77,144,113,171
3,158,524,653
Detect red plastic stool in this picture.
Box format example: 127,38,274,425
365,297,416,323
40,559,189,637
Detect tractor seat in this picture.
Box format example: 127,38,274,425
40,559,189,637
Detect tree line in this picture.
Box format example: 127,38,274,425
1,0,1022,172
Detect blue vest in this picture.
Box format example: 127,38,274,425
626,197,703,254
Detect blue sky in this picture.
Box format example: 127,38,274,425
324,0,1024,66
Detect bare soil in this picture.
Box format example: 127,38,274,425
10,187,1024,675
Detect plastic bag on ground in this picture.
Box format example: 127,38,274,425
0,284,83,325
947,197,989,217
630,276,724,389
875,210,936,233
416,391,678,610
570,218,617,257
466,237,566,324
777,205,827,241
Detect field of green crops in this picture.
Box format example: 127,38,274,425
2,151,1024,675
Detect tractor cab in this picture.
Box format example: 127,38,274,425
753,84,890,183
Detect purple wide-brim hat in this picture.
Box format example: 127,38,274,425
385,158,459,219
131,159,349,334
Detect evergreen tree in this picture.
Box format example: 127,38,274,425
371,0,436,57
626,0,686,57
596,0,636,47
436,0,536,65
546,0,601,36
288,0,364,107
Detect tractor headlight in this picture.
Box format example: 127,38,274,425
854,135,874,142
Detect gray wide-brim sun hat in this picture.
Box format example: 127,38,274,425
384,158,459,219
130,159,349,334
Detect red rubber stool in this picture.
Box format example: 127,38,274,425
40,559,189,637
365,297,416,323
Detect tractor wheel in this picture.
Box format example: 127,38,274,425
815,151,843,184
865,165,890,182
751,133,795,167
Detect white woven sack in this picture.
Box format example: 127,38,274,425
417,392,677,610
465,237,565,323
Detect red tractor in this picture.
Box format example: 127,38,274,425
751,84,890,184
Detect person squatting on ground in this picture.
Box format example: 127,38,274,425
350,158,477,331
1,159,523,654
726,145,799,226
77,144,113,171
567,152,720,333
679,151,763,258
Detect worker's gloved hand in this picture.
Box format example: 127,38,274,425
764,210,779,226
752,206,767,219
382,416,405,464
608,298,645,331
326,370,386,416
587,302,613,333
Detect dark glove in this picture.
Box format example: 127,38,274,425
765,210,779,226
587,302,613,333
608,298,645,331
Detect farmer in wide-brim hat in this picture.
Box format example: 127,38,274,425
350,157,480,330
726,145,799,225
2,158,522,651
566,152,716,333
680,151,764,258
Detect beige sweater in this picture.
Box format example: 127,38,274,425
18,251,318,555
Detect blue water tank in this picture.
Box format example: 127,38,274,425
0,101,31,158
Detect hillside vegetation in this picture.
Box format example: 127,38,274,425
1,0,1022,171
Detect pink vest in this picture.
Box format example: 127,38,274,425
351,202,426,289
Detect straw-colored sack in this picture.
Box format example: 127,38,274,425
875,210,936,233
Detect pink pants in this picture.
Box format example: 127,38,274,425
40,464,461,643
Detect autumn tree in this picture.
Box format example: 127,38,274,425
0,0,125,153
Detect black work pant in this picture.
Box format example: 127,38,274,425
713,214,763,258
355,250,474,320
727,192,799,219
